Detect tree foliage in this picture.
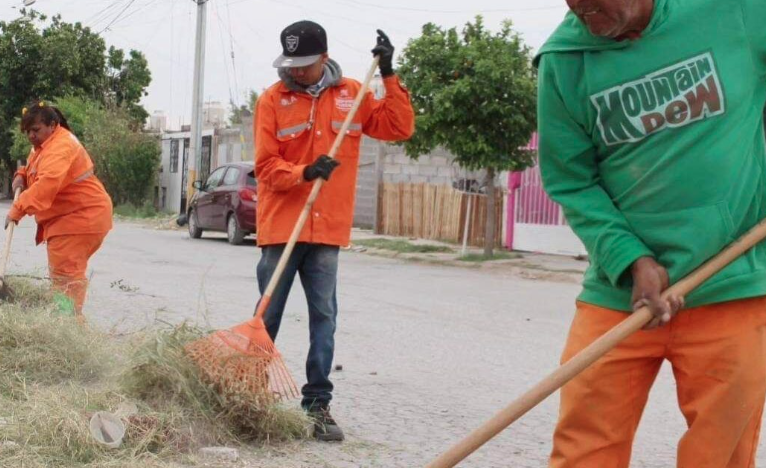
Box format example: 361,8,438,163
229,89,259,125
106,46,152,126
397,17,538,254
11,96,160,207
0,10,152,178
398,17,537,171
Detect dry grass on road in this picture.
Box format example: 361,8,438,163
0,279,308,468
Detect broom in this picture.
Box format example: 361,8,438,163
425,215,766,467
186,56,381,402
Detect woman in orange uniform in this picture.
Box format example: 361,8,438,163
6,101,113,322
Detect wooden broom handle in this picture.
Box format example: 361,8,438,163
425,216,766,468
254,56,381,319
0,187,23,282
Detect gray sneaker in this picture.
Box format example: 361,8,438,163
308,406,345,442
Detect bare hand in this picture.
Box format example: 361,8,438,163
4,216,17,231
11,176,25,193
630,257,684,330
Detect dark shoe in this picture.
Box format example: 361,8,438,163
308,406,345,442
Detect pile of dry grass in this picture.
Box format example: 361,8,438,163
120,324,309,443
0,278,308,468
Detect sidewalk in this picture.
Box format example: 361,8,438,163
347,228,588,283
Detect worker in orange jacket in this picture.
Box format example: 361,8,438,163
7,101,113,323
255,20,414,441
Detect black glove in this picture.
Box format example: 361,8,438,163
371,29,394,77
304,155,340,182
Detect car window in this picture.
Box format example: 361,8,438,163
205,167,226,190
246,170,256,187
222,167,241,186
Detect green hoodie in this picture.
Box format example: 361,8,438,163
536,0,766,311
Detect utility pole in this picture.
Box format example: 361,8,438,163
187,0,208,206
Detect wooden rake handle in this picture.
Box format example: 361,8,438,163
425,216,766,468
253,56,381,319
0,186,23,283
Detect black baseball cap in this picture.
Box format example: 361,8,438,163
272,20,328,68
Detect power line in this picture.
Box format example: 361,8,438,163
227,0,565,14
334,0,566,14
85,0,126,29
111,0,163,27
225,0,240,104
108,1,188,30
333,35,369,55
212,0,235,106
98,0,138,33
108,29,190,67
245,0,409,35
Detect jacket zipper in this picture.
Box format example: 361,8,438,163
307,96,318,130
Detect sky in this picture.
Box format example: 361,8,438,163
1,0,569,130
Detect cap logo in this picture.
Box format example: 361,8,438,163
286,35,299,53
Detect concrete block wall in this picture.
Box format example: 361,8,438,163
377,145,456,186
353,137,383,229
353,137,509,236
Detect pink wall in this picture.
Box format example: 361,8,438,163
506,133,567,250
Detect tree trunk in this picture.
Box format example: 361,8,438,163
484,167,496,257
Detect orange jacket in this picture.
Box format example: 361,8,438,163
10,126,113,244
255,74,414,247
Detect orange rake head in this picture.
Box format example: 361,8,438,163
185,317,300,401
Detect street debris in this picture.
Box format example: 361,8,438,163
0,278,308,467
199,446,240,461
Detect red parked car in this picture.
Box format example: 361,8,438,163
187,162,257,245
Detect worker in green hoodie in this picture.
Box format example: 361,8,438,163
536,0,766,466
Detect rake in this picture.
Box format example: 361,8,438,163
186,56,381,402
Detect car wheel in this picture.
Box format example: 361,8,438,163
188,209,203,239
227,214,246,245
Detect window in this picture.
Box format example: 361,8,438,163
201,135,212,181
181,138,190,202
170,139,179,173
204,167,227,190
161,187,167,209
246,170,257,187
222,167,241,186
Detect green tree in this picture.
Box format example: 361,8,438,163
106,46,151,126
0,10,152,182
0,11,106,180
11,95,160,207
229,89,259,126
248,89,259,113
397,17,538,256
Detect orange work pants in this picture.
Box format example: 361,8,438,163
46,233,106,318
550,298,766,468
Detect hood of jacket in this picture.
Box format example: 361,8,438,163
533,0,670,68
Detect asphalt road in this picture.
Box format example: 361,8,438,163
5,211,765,467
